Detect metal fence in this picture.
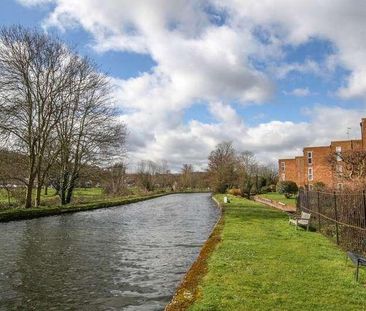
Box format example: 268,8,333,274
297,189,366,254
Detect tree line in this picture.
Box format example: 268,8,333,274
207,141,278,197
0,26,126,208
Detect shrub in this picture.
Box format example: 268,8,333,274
276,181,298,198
313,182,326,191
268,184,276,192
260,186,271,193
227,188,242,196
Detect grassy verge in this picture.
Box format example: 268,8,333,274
0,192,170,222
259,192,296,207
189,195,366,311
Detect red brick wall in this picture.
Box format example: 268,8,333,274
278,159,297,183
303,146,332,187
278,118,366,189
295,156,305,186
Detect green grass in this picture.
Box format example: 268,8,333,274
259,192,296,207
0,187,106,208
190,195,366,311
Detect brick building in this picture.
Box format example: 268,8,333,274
278,118,366,190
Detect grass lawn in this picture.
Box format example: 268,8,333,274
0,187,109,209
259,192,296,207
190,195,366,311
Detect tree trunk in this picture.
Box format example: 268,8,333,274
35,183,42,207
24,179,34,209
65,181,75,204
65,172,78,204
6,188,11,208
44,184,48,195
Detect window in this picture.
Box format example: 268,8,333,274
281,161,285,172
336,164,343,174
281,173,285,181
337,183,343,191
336,146,342,162
307,151,313,165
308,167,313,181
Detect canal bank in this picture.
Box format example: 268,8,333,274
165,196,224,311
0,191,211,223
0,193,170,222
181,195,366,311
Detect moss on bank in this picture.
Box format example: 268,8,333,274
165,196,224,311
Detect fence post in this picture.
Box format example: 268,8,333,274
363,190,366,228
317,191,321,231
334,191,339,245
296,189,301,212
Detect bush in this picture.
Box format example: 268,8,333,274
313,182,326,191
276,181,298,198
260,186,271,193
268,184,276,192
227,188,241,196
260,184,276,193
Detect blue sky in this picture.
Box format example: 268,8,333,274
1,0,366,170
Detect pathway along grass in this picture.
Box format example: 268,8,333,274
189,195,366,311
259,192,296,207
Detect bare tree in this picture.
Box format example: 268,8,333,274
55,57,126,205
0,26,77,208
137,160,160,192
207,141,237,193
180,164,194,190
328,150,366,189
102,161,128,196
237,151,258,198
0,26,127,207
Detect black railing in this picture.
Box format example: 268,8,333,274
297,189,366,254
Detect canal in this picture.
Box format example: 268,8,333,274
0,193,219,310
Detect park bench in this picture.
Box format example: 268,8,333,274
347,251,366,281
289,211,311,231
347,241,366,282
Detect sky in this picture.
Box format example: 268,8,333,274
1,0,366,171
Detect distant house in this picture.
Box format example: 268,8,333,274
279,118,366,190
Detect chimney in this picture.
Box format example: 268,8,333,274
361,118,366,150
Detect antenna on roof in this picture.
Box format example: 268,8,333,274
347,127,351,139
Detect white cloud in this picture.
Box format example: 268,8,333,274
17,0,366,170
217,0,366,98
284,87,311,97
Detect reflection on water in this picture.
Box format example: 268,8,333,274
0,193,219,310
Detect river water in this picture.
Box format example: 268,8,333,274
0,193,219,311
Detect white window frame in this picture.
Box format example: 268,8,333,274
336,146,342,162
307,151,313,165
281,173,285,181
281,161,285,172
307,167,313,181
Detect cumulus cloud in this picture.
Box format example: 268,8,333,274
17,0,366,170
284,87,311,97
218,0,366,98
